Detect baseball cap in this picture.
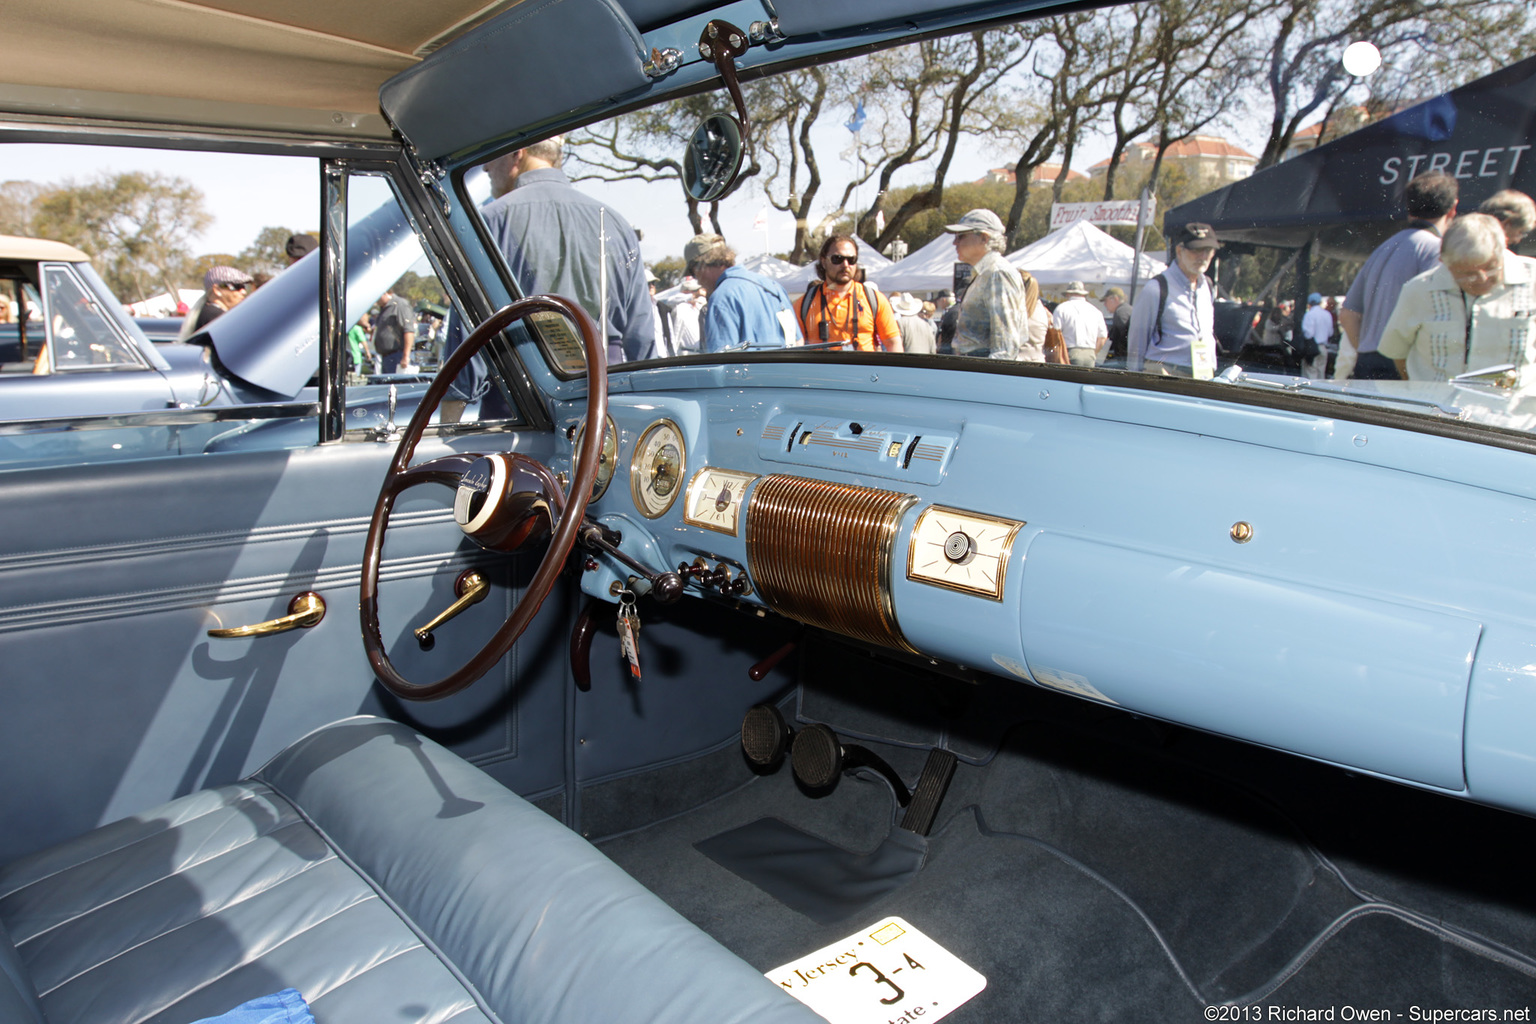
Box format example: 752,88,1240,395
1170,222,1220,251
683,233,727,269
1308,292,1323,304
204,265,254,289
1101,287,1126,302
943,209,1006,238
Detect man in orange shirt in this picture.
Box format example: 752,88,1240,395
792,234,901,351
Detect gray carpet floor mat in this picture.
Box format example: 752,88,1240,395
595,681,1536,1021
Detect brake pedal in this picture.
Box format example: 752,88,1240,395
791,724,911,807
741,703,795,773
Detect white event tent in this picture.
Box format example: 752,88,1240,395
1007,220,1165,291
866,233,961,294
869,220,1167,296
738,253,803,282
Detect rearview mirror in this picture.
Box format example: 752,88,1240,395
682,114,744,202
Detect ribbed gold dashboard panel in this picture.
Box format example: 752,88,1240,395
745,474,917,652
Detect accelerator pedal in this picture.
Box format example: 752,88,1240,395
899,747,958,836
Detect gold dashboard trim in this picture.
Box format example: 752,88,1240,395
683,467,760,536
629,418,686,519
905,505,1025,601
745,474,917,652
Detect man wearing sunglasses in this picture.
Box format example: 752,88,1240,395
793,235,901,351
191,265,253,331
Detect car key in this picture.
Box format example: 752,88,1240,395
617,588,642,682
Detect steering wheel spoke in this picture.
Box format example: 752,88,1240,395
361,296,607,701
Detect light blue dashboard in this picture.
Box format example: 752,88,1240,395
547,359,1536,818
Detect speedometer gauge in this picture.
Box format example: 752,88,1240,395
570,414,618,501
630,419,686,518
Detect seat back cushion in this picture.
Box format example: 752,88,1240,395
254,717,820,1024
0,923,45,1024
0,716,819,1024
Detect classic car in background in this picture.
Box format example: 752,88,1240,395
0,198,455,466
2,0,1535,1022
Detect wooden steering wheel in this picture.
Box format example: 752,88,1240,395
360,295,606,700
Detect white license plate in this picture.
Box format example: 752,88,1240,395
766,917,986,1023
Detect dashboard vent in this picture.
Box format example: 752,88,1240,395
746,474,916,652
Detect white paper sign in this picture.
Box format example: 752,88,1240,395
1049,199,1154,229
766,917,986,1023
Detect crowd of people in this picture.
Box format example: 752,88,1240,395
165,135,1531,393
394,131,1530,392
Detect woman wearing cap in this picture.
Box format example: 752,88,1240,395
192,265,254,331
944,209,1044,361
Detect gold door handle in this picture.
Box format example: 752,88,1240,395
208,592,326,638
414,571,489,650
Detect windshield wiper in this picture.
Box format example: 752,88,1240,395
1212,365,1468,419
1452,363,1518,387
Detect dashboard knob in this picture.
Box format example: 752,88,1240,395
943,531,974,563
651,572,686,604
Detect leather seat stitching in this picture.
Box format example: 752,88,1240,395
35,872,373,998
0,786,292,901
302,941,484,1024
123,895,389,1024
14,822,330,949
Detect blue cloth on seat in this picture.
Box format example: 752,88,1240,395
190,988,314,1024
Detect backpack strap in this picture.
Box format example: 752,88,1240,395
863,282,890,343
798,282,821,323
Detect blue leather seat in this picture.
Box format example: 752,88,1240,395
0,717,820,1024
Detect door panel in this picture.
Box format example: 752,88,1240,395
0,431,564,862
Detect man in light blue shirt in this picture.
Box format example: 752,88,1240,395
1126,222,1220,378
685,234,802,352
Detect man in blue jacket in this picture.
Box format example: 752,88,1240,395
685,234,802,352
482,135,654,364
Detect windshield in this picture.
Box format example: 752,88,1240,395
466,0,1536,437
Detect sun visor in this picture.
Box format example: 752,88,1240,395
198,201,423,399
380,0,651,163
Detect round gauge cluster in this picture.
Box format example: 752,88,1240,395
630,419,686,518
570,414,619,501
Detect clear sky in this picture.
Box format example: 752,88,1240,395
7,143,321,256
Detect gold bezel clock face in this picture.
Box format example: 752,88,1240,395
683,468,759,535
630,419,686,519
906,505,1025,601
